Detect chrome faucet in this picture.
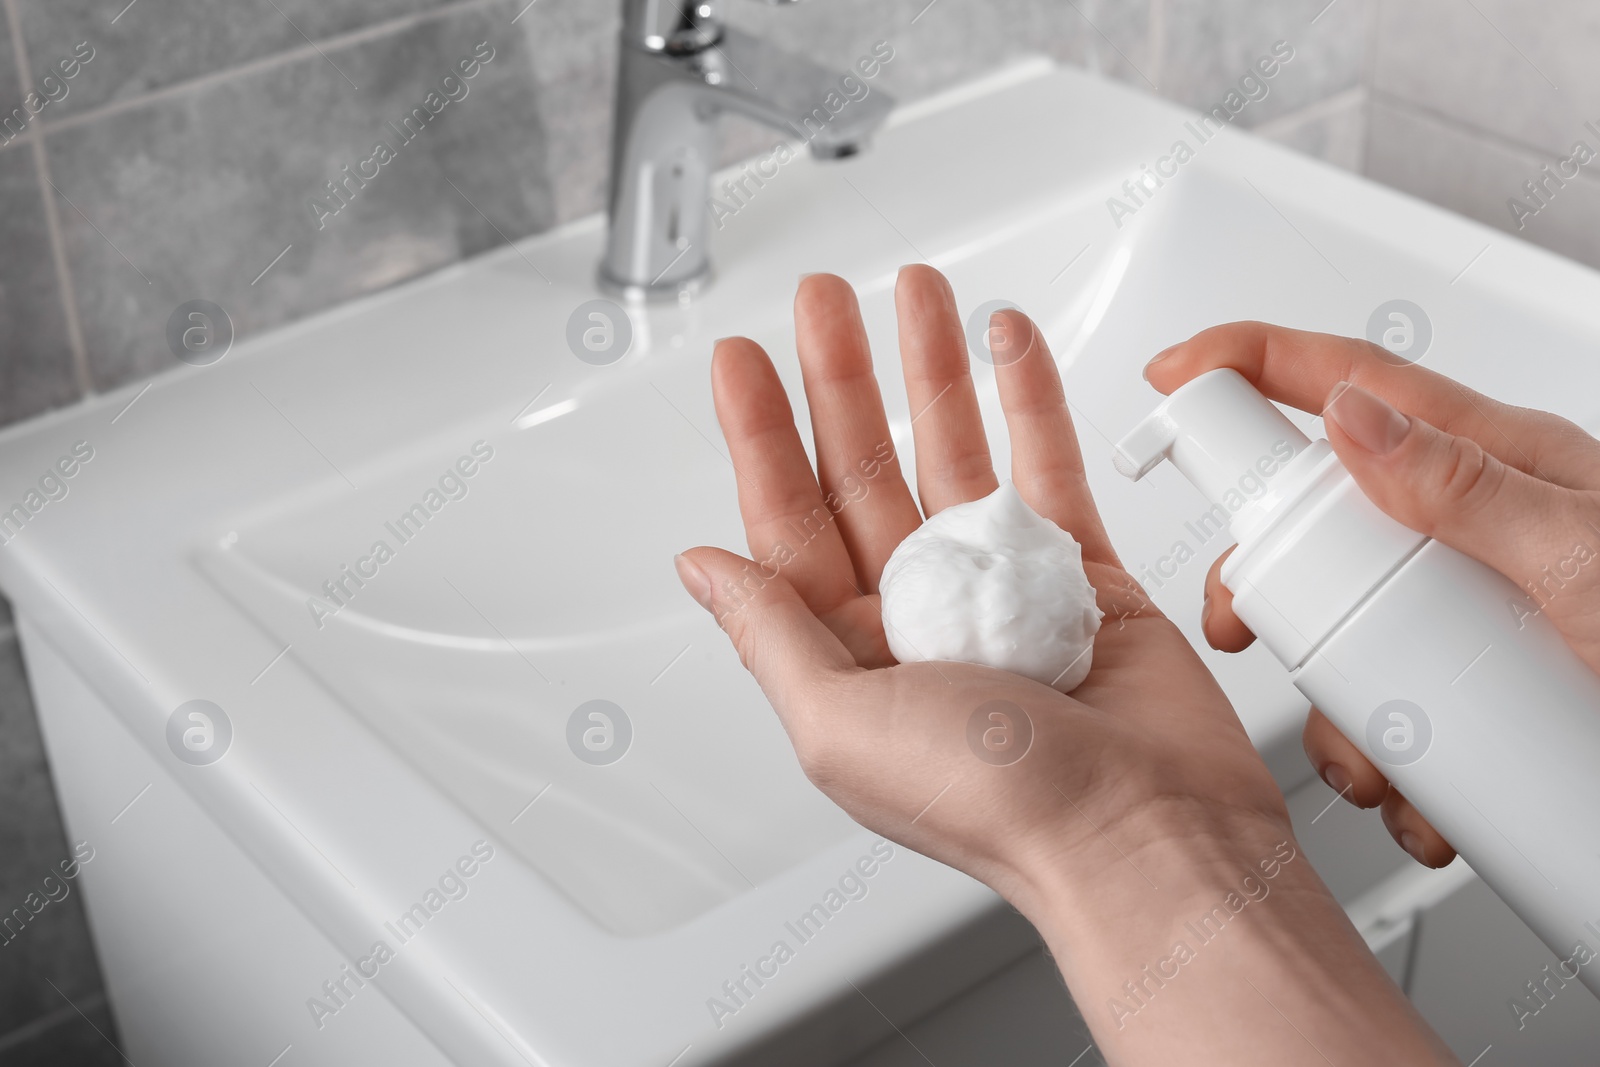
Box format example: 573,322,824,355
601,0,894,300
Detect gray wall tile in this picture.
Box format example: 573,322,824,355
0,637,112,1040
728,0,1151,97
12,0,469,118
530,53,612,225
1157,0,1370,127
520,0,1153,225
0,12,19,114
514,0,615,82
1366,99,1600,271
0,147,80,424
515,0,617,224
46,0,553,390
1372,0,1598,160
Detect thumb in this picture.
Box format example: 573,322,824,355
673,548,857,713
1322,381,1588,593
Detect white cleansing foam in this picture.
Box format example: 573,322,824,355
879,482,1103,692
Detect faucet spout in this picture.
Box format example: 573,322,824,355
600,12,893,301
699,30,894,158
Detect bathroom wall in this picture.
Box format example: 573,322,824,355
0,0,1592,1059
1364,0,1600,269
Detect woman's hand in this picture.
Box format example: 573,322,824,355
675,267,1287,904
1148,322,1600,870
676,271,1453,1064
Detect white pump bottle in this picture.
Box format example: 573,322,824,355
1115,368,1600,997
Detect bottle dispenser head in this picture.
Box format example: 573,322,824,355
1114,368,1314,539
1114,366,1428,666
1114,368,1311,495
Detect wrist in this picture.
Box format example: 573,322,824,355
1002,796,1301,936
998,799,1453,1062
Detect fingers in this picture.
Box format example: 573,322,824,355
1323,382,1598,600
1381,790,1457,869
674,548,857,725
711,338,863,613
1200,547,1254,652
1302,708,1388,808
1303,708,1457,868
988,309,1120,566
895,265,999,515
1144,322,1600,490
793,275,924,592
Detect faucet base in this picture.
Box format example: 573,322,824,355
597,262,713,305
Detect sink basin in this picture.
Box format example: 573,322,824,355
8,57,1600,1067
197,390,858,938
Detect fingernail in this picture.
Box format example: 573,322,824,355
1142,345,1178,381
674,554,713,612
1324,381,1409,455
989,310,1013,356
990,309,1037,365
1399,830,1426,865
1321,762,1353,799
1200,594,1213,631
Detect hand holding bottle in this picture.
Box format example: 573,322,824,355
1147,321,1600,868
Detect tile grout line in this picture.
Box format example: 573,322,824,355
1369,87,1600,182
36,0,499,140
0,122,36,154
1251,85,1366,139
1358,0,1383,176
1144,0,1164,94
1,0,92,395
1359,0,1383,87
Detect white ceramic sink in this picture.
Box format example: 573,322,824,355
197,386,858,939
8,58,1600,1067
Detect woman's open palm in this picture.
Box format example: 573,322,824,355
675,266,1289,897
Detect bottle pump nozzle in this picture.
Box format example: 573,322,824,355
1114,368,1313,537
